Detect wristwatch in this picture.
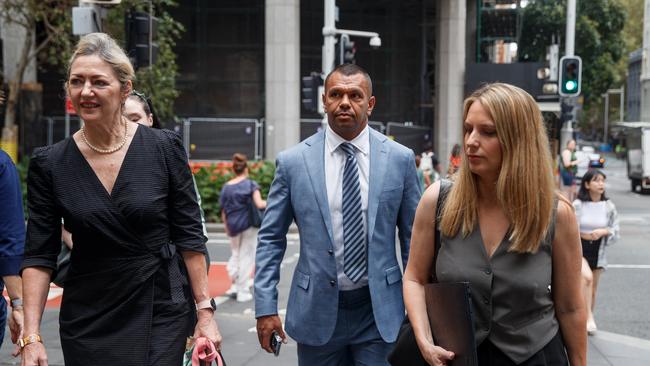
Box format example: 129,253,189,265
10,298,22,309
196,298,217,312
18,334,42,348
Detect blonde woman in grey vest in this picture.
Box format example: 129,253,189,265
403,83,587,366
573,169,619,336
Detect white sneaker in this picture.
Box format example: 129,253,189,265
587,319,598,335
225,284,237,299
236,291,253,302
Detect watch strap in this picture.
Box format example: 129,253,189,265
18,334,42,348
10,298,22,308
196,298,216,311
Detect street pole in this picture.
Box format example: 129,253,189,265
620,87,625,123
560,0,577,150
640,0,650,121
603,93,609,144
322,0,336,78
565,0,576,56
321,0,336,126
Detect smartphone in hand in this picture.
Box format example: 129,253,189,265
270,331,282,356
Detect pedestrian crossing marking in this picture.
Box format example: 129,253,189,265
608,264,650,269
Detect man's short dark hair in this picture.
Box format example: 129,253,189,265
324,63,373,96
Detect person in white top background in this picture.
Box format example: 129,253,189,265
573,169,619,336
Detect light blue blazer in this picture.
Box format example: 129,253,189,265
254,128,421,346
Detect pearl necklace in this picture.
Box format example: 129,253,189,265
81,119,128,154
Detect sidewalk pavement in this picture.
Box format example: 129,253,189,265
587,330,650,366
3,321,650,365
205,222,299,234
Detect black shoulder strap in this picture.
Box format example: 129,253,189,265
431,179,452,282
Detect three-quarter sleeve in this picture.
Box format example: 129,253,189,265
161,130,207,253
21,147,62,273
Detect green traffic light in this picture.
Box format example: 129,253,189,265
565,80,577,91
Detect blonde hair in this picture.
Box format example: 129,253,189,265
66,33,135,92
440,83,556,253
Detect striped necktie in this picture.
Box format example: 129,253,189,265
340,142,366,283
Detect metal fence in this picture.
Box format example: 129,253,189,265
386,122,433,154
182,117,263,161
44,116,82,146
41,115,432,160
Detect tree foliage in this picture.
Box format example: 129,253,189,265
103,0,184,125
0,0,75,127
518,0,626,126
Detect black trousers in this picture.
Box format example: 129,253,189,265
477,331,568,366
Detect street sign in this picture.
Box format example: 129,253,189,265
65,97,77,115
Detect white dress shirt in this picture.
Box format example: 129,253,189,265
325,124,370,290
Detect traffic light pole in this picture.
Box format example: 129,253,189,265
560,0,577,151
321,0,381,126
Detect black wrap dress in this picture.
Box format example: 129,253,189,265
22,126,208,366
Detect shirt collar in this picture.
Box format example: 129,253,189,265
325,124,370,156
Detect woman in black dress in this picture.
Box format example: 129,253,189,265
20,33,221,366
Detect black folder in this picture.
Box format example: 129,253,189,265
424,282,478,366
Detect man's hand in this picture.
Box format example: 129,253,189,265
256,315,286,353
20,342,48,366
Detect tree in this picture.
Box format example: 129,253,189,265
518,0,626,130
103,0,184,124
0,0,74,160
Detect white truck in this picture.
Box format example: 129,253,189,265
626,125,650,193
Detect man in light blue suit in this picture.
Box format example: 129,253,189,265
255,64,421,365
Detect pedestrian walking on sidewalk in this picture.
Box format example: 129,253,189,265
446,143,461,178
560,139,579,201
20,33,220,366
0,150,25,356
403,83,587,366
573,169,619,336
254,64,421,365
220,153,266,302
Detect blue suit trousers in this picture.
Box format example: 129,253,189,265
297,287,395,366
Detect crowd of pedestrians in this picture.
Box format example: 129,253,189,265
0,31,619,366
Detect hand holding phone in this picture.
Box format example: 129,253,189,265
270,331,282,356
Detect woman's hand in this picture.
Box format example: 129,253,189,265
418,340,455,366
21,342,48,366
194,309,222,350
587,228,608,240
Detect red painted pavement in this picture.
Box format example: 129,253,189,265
4,263,232,309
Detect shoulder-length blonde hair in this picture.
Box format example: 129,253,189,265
440,83,556,253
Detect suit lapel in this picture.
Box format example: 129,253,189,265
302,132,335,245
367,129,389,242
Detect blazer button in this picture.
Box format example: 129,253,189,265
483,296,490,305
484,268,492,275
328,249,334,255
330,280,336,286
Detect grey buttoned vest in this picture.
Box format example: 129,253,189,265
437,210,559,364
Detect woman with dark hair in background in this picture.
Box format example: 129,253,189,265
220,153,266,302
123,90,161,128
573,169,619,335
